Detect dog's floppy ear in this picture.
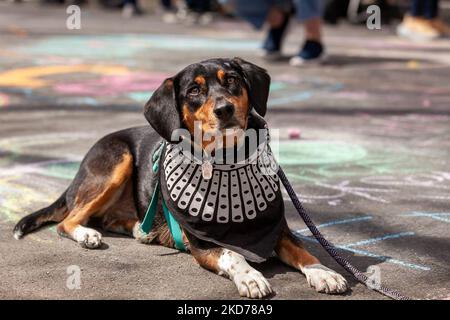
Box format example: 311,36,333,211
144,78,181,142
232,57,270,117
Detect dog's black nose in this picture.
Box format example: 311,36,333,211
214,103,235,121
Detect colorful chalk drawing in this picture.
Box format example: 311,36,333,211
269,75,345,107
0,34,346,108
2,33,450,111
0,93,10,107
128,91,154,103
0,64,167,107
284,171,450,205
38,161,80,180
278,140,418,181
18,35,260,59
278,140,368,166
0,132,446,273
0,133,86,229
0,173,61,223
53,72,166,97
0,33,448,278
400,212,450,223
276,140,450,205
294,215,430,271
361,172,450,189
0,65,339,108
0,65,129,88
363,115,450,143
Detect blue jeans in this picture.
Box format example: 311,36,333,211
221,0,323,29
410,0,439,19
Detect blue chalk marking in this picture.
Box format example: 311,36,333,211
338,247,431,271
128,91,153,103
293,215,429,271
268,92,313,106
293,233,431,271
296,215,372,234
341,232,415,248
400,212,450,223
269,82,287,92
22,35,260,59
58,97,98,106
328,83,345,91
268,80,344,107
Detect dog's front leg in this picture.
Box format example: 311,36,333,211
275,227,348,294
191,246,273,299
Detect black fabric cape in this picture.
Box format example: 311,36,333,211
159,129,286,263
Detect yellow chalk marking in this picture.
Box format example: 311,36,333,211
0,64,129,88
407,60,419,69
0,176,56,243
0,93,9,107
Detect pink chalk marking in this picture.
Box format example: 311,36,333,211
288,128,301,140
0,93,10,107
88,41,104,48
422,99,431,107
273,74,301,84
53,72,168,96
331,91,370,100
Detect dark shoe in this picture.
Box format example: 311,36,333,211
262,13,290,54
289,40,326,67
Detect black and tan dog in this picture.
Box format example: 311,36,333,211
13,58,347,298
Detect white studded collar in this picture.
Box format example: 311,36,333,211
161,139,279,224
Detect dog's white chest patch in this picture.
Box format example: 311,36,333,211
162,143,279,223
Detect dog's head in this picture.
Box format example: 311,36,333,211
144,58,270,149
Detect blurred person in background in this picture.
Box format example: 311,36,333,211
161,0,215,25
223,0,326,66
161,0,180,23
397,0,450,40
122,0,144,17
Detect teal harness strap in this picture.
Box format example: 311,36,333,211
139,142,186,251
162,198,186,251
139,183,160,235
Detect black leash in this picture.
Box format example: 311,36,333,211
277,167,413,300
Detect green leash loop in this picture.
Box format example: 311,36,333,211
139,142,186,251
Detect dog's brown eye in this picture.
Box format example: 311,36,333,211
189,87,200,96
227,77,235,85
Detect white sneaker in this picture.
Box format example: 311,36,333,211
122,4,134,19
258,49,283,61
162,12,178,24
397,22,439,41
289,52,327,67
199,13,214,25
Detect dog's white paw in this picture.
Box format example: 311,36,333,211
233,270,273,299
73,226,102,249
302,264,348,294
218,249,273,299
